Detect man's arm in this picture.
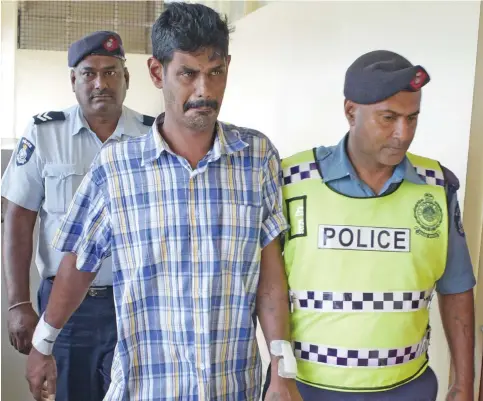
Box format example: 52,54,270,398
1,127,45,355
43,253,96,327
26,253,96,401
256,139,300,401
256,238,292,377
26,159,112,401
257,238,290,359
439,290,475,400
2,201,39,354
437,167,476,401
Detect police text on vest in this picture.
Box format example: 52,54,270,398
318,225,410,252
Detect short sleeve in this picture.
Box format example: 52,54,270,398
260,141,289,248
51,165,112,273
1,122,45,211
435,189,476,294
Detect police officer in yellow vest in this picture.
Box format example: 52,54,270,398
263,50,476,401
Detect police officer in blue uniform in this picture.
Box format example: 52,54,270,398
263,50,475,401
1,31,154,401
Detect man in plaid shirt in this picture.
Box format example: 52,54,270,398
26,3,302,401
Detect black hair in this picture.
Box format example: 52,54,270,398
151,2,233,66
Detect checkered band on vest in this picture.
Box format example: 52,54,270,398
283,162,319,185
290,288,433,312
413,165,445,187
294,330,430,368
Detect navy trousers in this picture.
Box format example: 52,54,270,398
263,364,438,401
38,278,117,401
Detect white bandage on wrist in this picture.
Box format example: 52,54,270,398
270,340,297,379
32,314,61,355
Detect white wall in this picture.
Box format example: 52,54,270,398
0,1,17,149
219,2,481,400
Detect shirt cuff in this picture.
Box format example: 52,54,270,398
76,251,104,274
436,274,476,295
260,210,289,248
51,230,104,274
1,192,41,212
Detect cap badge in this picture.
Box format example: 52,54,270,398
103,36,119,52
410,70,427,90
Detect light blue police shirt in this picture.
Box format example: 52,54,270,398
1,105,153,286
315,135,475,295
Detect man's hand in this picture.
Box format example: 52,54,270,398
446,384,473,401
265,377,303,401
26,347,57,401
7,303,39,354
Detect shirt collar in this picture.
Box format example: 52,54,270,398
71,105,137,139
314,135,352,182
402,156,427,185
141,113,248,166
316,133,426,186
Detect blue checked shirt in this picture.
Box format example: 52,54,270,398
51,114,288,401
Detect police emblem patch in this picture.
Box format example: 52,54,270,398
414,193,443,238
15,137,35,166
454,202,465,237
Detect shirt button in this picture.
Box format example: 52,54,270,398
199,363,206,370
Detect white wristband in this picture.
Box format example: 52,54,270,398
32,314,61,355
270,340,297,379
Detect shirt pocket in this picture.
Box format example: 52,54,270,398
43,164,86,214
214,202,263,263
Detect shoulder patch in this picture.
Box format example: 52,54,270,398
32,111,65,125
142,115,155,126
15,137,35,166
441,165,460,193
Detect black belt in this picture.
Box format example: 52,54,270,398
46,277,113,298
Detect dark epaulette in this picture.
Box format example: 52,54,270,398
440,164,460,193
32,111,66,125
142,115,155,126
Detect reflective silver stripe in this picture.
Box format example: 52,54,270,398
294,330,430,368
290,288,433,312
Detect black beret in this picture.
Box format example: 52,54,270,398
344,50,430,105
68,31,125,68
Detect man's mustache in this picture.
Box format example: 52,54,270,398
90,90,114,99
183,99,218,112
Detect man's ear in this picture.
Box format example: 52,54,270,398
344,99,357,127
225,55,232,80
70,69,76,92
147,57,164,89
124,67,130,90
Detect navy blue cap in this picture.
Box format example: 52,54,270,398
344,50,430,105
68,31,125,68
